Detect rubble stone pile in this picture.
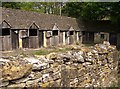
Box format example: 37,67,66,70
0,42,118,88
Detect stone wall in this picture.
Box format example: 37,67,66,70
0,42,118,88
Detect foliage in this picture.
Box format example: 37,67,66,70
2,2,21,9
2,2,64,15
62,2,120,25
19,2,35,11
109,2,120,25
0,1,2,7
2,2,120,25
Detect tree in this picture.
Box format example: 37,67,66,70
2,2,65,15
62,2,120,25
109,2,120,25
2,2,21,9
2,2,119,25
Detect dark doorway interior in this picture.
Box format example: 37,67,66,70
109,33,117,45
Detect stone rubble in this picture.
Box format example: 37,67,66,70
0,42,118,88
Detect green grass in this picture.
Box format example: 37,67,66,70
34,47,72,55
34,49,50,55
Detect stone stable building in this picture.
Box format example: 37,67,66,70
0,7,120,51
0,7,80,51
78,19,120,48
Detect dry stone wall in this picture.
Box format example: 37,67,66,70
0,42,119,88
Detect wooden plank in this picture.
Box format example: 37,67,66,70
50,37,52,46
0,37,3,51
65,32,69,45
69,35,74,44
39,31,44,48
89,32,94,43
36,37,39,48
29,37,34,48
43,31,47,47
117,33,120,49
78,32,82,42
52,36,55,46
46,38,49,46
52,36,59,46
9,29,19,50
29,37,33,48
82,31,89,44
56,36,59,46
29,36,39,48
109,33,117,45
63,32,65,45
22,37,29,48
69,31,74,44
75,32,77,42
6,36,11,50
2,36,12,51
59,32,63,45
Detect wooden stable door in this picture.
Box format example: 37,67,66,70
38,31,44,48
22,37,29,48
0,28,12,51
109,33,117,45
11,30,19,49
69,31,74,44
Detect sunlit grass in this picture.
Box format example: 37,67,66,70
34,47,72,55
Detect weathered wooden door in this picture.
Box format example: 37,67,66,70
59,31,63,45
11,30,19,49
46,31,52,46
65,31,69,45
109,33,117,45
82,31,94,44
0,36,12,51
39,31,44,47
28,29,39,48
52,30,59,46
53,36,59,46
0,28,12,51
75,32,77,42
69,31,74,44
22,37,29,48
89,32,94,43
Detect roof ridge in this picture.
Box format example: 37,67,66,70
2,7,80,30
2,7,76,20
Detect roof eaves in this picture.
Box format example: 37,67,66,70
2,20,12,28
29,22,40,29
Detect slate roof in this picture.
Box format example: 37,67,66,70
1,7,119,33
1,7,80,31
78,19,120,33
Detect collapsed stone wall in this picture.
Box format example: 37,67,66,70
0,42,118,88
